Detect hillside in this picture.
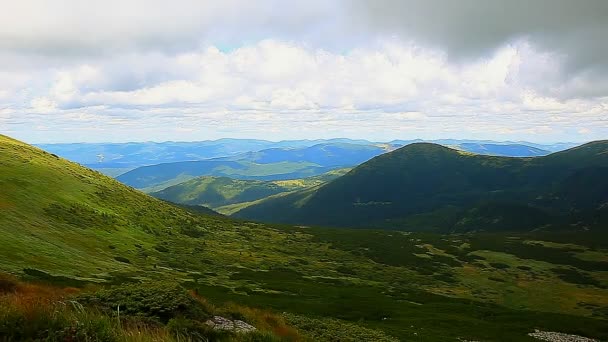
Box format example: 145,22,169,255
150,169,349,213
451,142,549,156
234,141,608,231
1,134,608,341
117,143,384,191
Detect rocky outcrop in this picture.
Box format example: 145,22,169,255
529,330,599,342
205,315,256,333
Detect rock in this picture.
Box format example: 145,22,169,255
529,329,599,342
205,315,257,333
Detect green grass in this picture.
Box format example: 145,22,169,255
0,274,304,342
1,134,608,341
149,169,349,213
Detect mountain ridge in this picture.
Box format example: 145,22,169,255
233,141,608,231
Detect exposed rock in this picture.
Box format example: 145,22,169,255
529,330,599,342
205,315,256,333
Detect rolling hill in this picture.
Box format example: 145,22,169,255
450,142,549,156
2,134,608,341
233,141,608,232
117,143,385,191
150,169,349,214
39,139,562,178
37,138,377,176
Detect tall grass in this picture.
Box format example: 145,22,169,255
0,273,301,342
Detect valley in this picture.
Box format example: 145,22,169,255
5,3,607,340
1,134,607,341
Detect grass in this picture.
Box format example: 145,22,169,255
0,274,304,342
1,134,608,341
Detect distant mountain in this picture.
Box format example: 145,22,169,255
390,139,578,153
450,143,549,157
150,168,349,214
233,141,608,232
38,138,573,177
117,143,385,191
390,141,550,157
36,138,376,172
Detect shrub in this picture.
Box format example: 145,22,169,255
78,282,211,323
283,313,398,342
489,262,510,269
552,268,602,287
114,256,131,264
0,273,18,293
155,245,169,253
0,298,118,342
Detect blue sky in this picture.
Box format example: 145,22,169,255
0,0,607,143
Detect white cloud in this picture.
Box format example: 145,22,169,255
0,2,607,143
30,97,57,113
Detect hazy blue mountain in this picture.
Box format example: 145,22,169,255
39,138,576,178
37,138,376,172
117,143,385,191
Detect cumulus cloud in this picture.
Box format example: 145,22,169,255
0,1,606,143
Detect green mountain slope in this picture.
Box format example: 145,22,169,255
150,168,350,213
2,135,608,341
233,141,608,231
450,142,549,156
116,143,385,192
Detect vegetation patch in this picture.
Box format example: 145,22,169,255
22,268,89,288
284,313,398,342
489,262,510,269
113,256,131,264
79,282,210,323
551,268,603,287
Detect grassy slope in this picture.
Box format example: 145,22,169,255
1,135,608,341
116,143,384,192
150,169,350,213
119,160,336,193
233,142,608,231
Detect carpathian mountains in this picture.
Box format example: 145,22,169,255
113,141,559,192
150,169,349,214
233,141,608,232
2,134,608,341
116,143,386,191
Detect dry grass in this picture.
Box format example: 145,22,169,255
0,273,302,342
218,303,303,341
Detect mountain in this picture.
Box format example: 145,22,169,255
390,140,551,157
38,138,566,177
450,143,549,157
36,138,376,174
117,143,385,191
150,168,349,214
1,134,607,341
233,141,608,232
0,134,223,277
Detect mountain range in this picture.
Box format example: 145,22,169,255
2,134,607,341
117,143,385,191
150,169,349,214
38,139,572,179
233,141,608,232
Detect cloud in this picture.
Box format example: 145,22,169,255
0,1,607,143
350,1,608,70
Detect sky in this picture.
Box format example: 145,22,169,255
0,0,607,143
